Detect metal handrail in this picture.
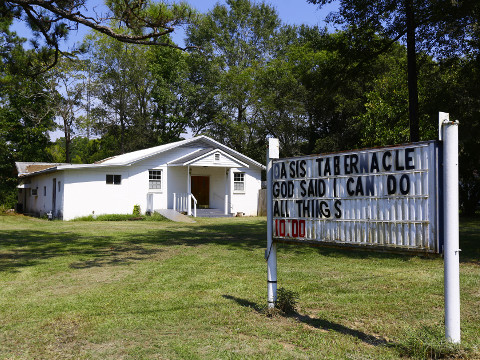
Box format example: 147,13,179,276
190,194,197,218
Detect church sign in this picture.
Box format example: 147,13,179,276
271,141,441,254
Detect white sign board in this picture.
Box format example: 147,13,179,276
272,141,441,253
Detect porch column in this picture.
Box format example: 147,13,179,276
224,168,229,215
187,165,191,216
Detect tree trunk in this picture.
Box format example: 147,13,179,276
63,117,71,163
406,0,419,142
65,134,71,163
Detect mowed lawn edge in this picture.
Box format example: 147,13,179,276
0,214,479,359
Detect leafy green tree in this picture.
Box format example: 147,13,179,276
434,57,480,216
286,28,388,154
186,0,283,160
147,45,191,144
49,136,115,164
253,25,310,157
85,30,156,154
1,21,56,206
49,58,90,163
356,47,441,147
307,0,480,142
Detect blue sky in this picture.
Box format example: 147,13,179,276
12,0,338,51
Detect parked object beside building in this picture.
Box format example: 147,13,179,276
16,136,264,220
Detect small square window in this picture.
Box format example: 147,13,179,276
149,170,162,190
106,174,121,185
233,173,245,192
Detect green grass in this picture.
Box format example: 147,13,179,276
0,214,479,359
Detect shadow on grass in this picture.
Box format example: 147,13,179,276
1,217,479,272
222,294,394,348
0,221,266,273
457,217,480,264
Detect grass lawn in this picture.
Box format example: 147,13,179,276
0,215,479,359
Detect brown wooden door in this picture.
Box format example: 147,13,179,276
191,176,209,208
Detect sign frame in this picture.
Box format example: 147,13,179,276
270,141,442,255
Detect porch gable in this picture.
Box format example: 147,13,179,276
168,148,249,168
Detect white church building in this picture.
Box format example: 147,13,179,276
16,136,265,220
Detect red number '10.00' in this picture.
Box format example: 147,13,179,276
275,219,306,238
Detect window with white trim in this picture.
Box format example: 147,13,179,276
233,172,245,192
149,170,162,190
106,174,121,185
215,153,220,162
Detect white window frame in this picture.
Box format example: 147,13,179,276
233,172,245,193
149,169,162,191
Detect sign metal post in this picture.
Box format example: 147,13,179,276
266,138,279,308
441,113,461,344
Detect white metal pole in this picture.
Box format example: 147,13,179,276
187,166,191,216
441,113,461,344
267,138,279,308
225,168,229,215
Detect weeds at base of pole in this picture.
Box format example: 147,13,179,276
263,287,299,317
398,326,471,359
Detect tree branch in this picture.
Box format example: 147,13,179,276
9,0,197,50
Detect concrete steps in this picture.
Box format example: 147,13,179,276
155,209,196,223
195,208,233,218
155,208,233,222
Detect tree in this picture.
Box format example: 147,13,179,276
1,22,56,206
186,0,284,161
85,31,155,154
2,0,197,72
356,46,442,147
84,28,193,154
149,45,192,144
285,27,392,154
307,0,480,142
50,58,89,163
436,56,480,216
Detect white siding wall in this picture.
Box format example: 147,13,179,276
57,145,262,220
62,146,203,220
63,168,130,220
21,172,64,218
167,167,189,209
230,167,261,216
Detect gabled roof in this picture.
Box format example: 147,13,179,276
168,148,250,168
16,136,265,178
96,136,263,168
